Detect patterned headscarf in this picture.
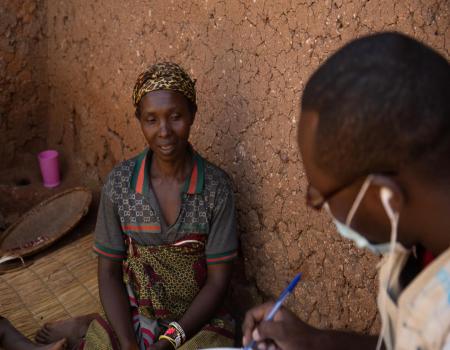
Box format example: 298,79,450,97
132,62,196,109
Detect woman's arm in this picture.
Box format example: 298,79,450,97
178,263,233,336
98,256,139,350
155,263,233,349
153,174,237,349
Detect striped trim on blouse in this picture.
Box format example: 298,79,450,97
93,242,126,261
206,250,238,265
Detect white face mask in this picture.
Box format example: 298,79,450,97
325,176,409,350
330,217,392,254
325,175,405,256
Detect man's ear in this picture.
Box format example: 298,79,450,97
370,174,404,215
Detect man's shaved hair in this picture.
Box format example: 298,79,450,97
302,32,450,185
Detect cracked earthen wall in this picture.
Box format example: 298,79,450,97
0,0,48,166
3,0,449,334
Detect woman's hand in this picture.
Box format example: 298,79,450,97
121,341,140,350
149,339,174,350
242,302,319,350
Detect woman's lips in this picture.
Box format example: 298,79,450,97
159,144,176,154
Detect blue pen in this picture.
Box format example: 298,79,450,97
244,273,302,350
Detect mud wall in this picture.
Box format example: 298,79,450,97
12,0,449,333
0,0,48,166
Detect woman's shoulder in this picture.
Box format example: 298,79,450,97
103,153,143,190
199,154,234,193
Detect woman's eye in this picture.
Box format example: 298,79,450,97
171,114,181,120
145,117,156,124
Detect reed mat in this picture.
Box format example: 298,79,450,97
0,234,100,339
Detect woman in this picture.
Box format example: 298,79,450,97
36,62,238,349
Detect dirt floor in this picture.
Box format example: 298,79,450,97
1,0,449,336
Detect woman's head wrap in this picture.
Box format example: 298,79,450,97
132,62,196,110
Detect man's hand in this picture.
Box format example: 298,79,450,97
242,302,382,350
242,302,319,350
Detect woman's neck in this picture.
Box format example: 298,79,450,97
151,149,193,182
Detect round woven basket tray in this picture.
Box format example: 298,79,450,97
0,187,92,259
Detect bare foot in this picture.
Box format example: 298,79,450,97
35,314,96,348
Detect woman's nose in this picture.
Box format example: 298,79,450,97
159,120,172,137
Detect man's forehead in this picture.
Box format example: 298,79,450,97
297,110,318,168
298,111,317,144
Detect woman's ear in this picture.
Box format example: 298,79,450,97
135,102,142,120
370,174,404,215
190,112,196,125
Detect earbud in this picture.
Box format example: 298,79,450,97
380,187,397,221
380,187,392,203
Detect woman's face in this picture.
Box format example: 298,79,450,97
138,90,194,161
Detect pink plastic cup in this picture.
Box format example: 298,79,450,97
38,150,61,188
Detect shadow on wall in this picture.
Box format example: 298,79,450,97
215,92,266,318
0,1,49,167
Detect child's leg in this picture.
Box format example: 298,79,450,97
35,314,97,349
0,316,66,350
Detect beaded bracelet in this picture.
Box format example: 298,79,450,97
169,321,186,344
160,326,182,348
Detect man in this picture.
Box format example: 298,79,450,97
243,32,450,349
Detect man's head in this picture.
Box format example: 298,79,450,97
298,32,450,255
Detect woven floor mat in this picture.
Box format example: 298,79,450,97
0,233,100,339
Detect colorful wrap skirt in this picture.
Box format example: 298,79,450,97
81,235,234,349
